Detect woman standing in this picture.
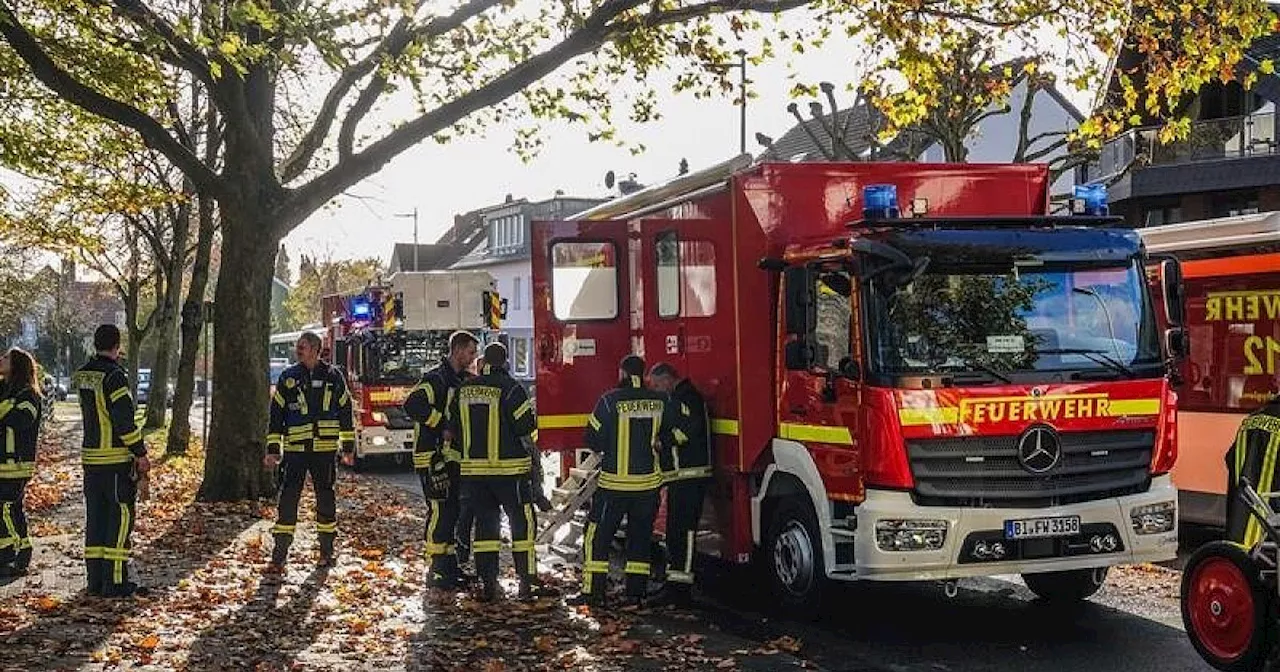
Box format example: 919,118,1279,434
0,348,43,577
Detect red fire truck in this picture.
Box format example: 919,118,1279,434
531,155,1187,608
322,270,502,468
1137,212,1280,527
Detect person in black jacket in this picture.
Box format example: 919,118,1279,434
567,354,679,608
0,348,43,577
402,330,478,589
446,342,548,602
1225,395,1280,546
265,331,356,571
648,362,714,606
73,324,149,597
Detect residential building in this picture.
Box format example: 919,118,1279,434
450,195,606,386
1084,15,1280,226
760,70,1086,197
386,209,487,273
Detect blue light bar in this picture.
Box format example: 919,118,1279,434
351,298,371,317
1073,183,1109,216
863,184,900,220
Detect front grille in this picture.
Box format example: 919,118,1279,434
908,430,1153,508
379,406,415,430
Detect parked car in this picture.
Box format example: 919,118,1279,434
136,369,174,407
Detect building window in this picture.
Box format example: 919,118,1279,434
1143,205,1183,227
551,241,618,321
513,276,522,311
1213,190,1260,218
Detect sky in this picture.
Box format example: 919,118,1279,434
282,17,1094,269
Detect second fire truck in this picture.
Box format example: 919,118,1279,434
321,270,503,467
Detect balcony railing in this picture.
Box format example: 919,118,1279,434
1084,112,1278,183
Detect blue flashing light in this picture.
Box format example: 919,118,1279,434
1074,183,1109,216
863,184,900,220
351,298,371,317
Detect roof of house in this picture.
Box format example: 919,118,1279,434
762,68,1081,163
388,243,471,273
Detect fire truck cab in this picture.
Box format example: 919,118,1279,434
532,156,1187,609
323,270,500,467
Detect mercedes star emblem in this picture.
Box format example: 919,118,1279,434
1017,425,1062,474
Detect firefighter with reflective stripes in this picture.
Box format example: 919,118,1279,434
402,330,477,588
1225,396,1280,546
568,355,679,608
648,362,713,606
72,325,149,597
445,342,545,601
0,348,43,577
265,331,355,571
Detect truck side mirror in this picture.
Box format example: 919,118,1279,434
1165,327,1189,362
838,356,862,381
1160,258,1186,327
784,339,814,371
784,266,815,336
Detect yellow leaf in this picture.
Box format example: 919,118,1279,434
1262,60,1276,75
138,634,160,650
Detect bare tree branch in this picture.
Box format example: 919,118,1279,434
1025,135,1070,162
0,1,226,199
108,0,214,84
284,0,501,181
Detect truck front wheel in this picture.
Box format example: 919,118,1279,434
764,497,825,614
1021,567,1109,603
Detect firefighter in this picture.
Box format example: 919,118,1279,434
567,354,678,608
0,348,43,577
72,325,149,597
1225,394,1280,545
446,342,545,602
647,362,713,606
264,331,356,571
402,330,478,589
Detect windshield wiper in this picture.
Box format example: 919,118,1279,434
933,358,1012,385
1038,347,1135,378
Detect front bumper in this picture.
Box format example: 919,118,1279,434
356,426,414,457
842,475,1178,582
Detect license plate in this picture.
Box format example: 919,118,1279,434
1004,515,1081,540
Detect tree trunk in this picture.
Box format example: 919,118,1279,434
197,207,277,501
144,205,192,429
167,195,216,456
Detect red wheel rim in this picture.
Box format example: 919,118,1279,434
1188,556,1258,661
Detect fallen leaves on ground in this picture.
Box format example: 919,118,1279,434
3,433,813,671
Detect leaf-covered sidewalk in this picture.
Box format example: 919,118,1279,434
0,428,815,671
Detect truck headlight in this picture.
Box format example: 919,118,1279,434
371,412,388,424
875,519,948,552
1130,501,1176,535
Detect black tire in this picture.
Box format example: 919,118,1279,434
1182,541,1273,671
1022,567,1109,603
762,497,825,615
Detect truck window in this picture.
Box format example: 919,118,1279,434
656,232,680,318
551,241,619,321
653,232,717,319
814,269,853,371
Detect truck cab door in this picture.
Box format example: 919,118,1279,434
532,219,632,452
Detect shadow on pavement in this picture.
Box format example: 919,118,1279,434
2,499,262,671
695,558,1209,672
184,567,330,670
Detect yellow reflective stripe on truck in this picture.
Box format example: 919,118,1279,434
779,423,853,445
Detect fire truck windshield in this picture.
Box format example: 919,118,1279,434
868,259,1162,381
365,335,432,384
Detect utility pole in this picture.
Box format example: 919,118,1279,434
394,208,419,270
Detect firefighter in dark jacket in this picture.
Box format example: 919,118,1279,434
72,325,150,597
648,362,713,605
1225,395,1280,545
446,342,547,602
265,331,355,571
568,355,678,608
403,330,478,588
0,348,43,577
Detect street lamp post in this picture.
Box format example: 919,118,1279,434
705,48,749,154
394,208,419,271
